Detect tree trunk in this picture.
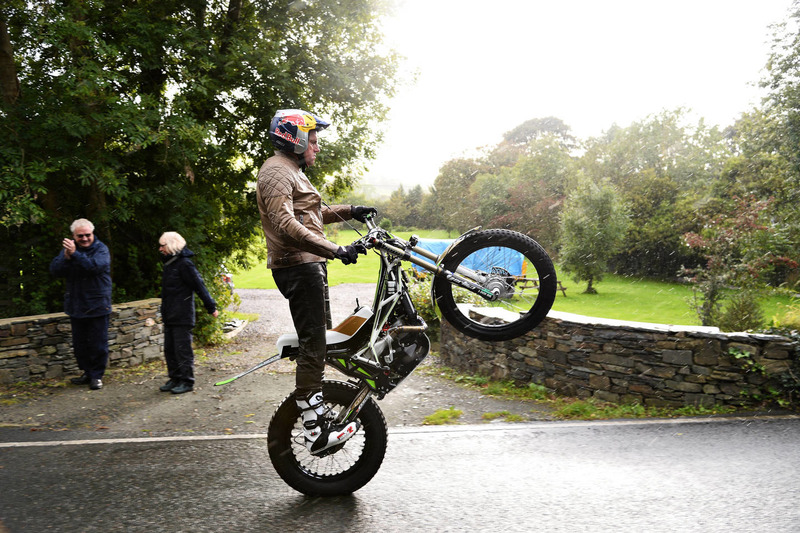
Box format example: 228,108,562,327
0,15,20,106
584,276,598,294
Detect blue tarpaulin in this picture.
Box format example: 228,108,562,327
410,238,525,276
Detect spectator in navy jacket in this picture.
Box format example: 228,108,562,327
50,219,112,390
158,232,218,394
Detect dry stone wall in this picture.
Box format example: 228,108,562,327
0,299,163,384
440,309,799,408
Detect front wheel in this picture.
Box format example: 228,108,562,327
267,380,388,496
432,229,557,342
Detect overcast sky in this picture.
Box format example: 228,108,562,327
358,0,794,195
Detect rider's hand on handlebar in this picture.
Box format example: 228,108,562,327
351,205,377,223
335,244,367,265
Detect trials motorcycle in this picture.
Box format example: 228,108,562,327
215,215,557,496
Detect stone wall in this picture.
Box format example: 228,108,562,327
440,308,799,408
0,299,163,384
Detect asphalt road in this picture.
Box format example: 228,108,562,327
1,416,799,532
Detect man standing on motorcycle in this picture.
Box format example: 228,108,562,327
256,109,376,455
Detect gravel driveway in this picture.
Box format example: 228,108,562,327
233,284,376,343
0,285,554,440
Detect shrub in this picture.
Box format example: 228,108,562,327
194,276,241,346
408,276,437,325
407,275,484,335
717,290,765,332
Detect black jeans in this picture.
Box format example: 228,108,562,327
163,324,195,384
70,315,109,380
272,262,332,397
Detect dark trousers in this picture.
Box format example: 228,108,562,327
272,262,332,398
163,325,195,384
70,315,109,380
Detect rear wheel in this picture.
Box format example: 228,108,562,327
267,380,387,496
432,229,557,341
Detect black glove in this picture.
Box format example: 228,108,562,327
335,244,366,265
351,205,377,223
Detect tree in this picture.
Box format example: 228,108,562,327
763,5,800,176
404,184,424,227
581,109,728,191
580,109,729,279
0,0,400,318
559,180,629,294
682,195,798,327
418,185,443,230
610,168,701,278
382,185,410,229
432,158,484,234
486,116,575,172
485,135,576,253
503,116,574,146
382,184,427,229
432,117,575,242
471,169,513,229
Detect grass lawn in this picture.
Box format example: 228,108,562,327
234,228,452,290
549,272,701,325
233,227,797,327
551,269,796,326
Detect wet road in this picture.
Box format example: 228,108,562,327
1,417,799,532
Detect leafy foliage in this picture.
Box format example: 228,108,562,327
431,157,485,234
193,276,241,346
682,196,798,326
717,290,766,333
0,0,400,322
407,274,483,339
559,180,629,294
379,97,800,325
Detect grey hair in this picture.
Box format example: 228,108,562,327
159,231,186,255
70,219,94,234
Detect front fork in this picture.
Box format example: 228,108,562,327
374,238,499,302
335,384,374,425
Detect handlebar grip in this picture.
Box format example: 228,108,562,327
349,242,368,254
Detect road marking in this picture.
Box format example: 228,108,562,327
389,414,800,434
1,415,797,448
0,433,270,448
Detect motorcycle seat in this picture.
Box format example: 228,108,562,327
276,305,373,352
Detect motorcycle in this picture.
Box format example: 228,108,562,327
215,215,557,496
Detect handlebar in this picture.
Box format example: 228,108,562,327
350,214,423,264
354,214,382,250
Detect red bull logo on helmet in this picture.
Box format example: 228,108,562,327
273,128,301,146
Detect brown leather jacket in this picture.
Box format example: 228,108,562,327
256,151,352,269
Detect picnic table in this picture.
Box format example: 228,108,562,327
512,276,568,297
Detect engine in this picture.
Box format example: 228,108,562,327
374,325,430,379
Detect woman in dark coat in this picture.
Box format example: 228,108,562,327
158,232,218,394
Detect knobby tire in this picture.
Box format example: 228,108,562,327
433,229,557,341
267,380,388,496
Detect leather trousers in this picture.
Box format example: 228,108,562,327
272,262,332,397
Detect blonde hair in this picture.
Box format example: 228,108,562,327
159,232,187,255
70,218,94,234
